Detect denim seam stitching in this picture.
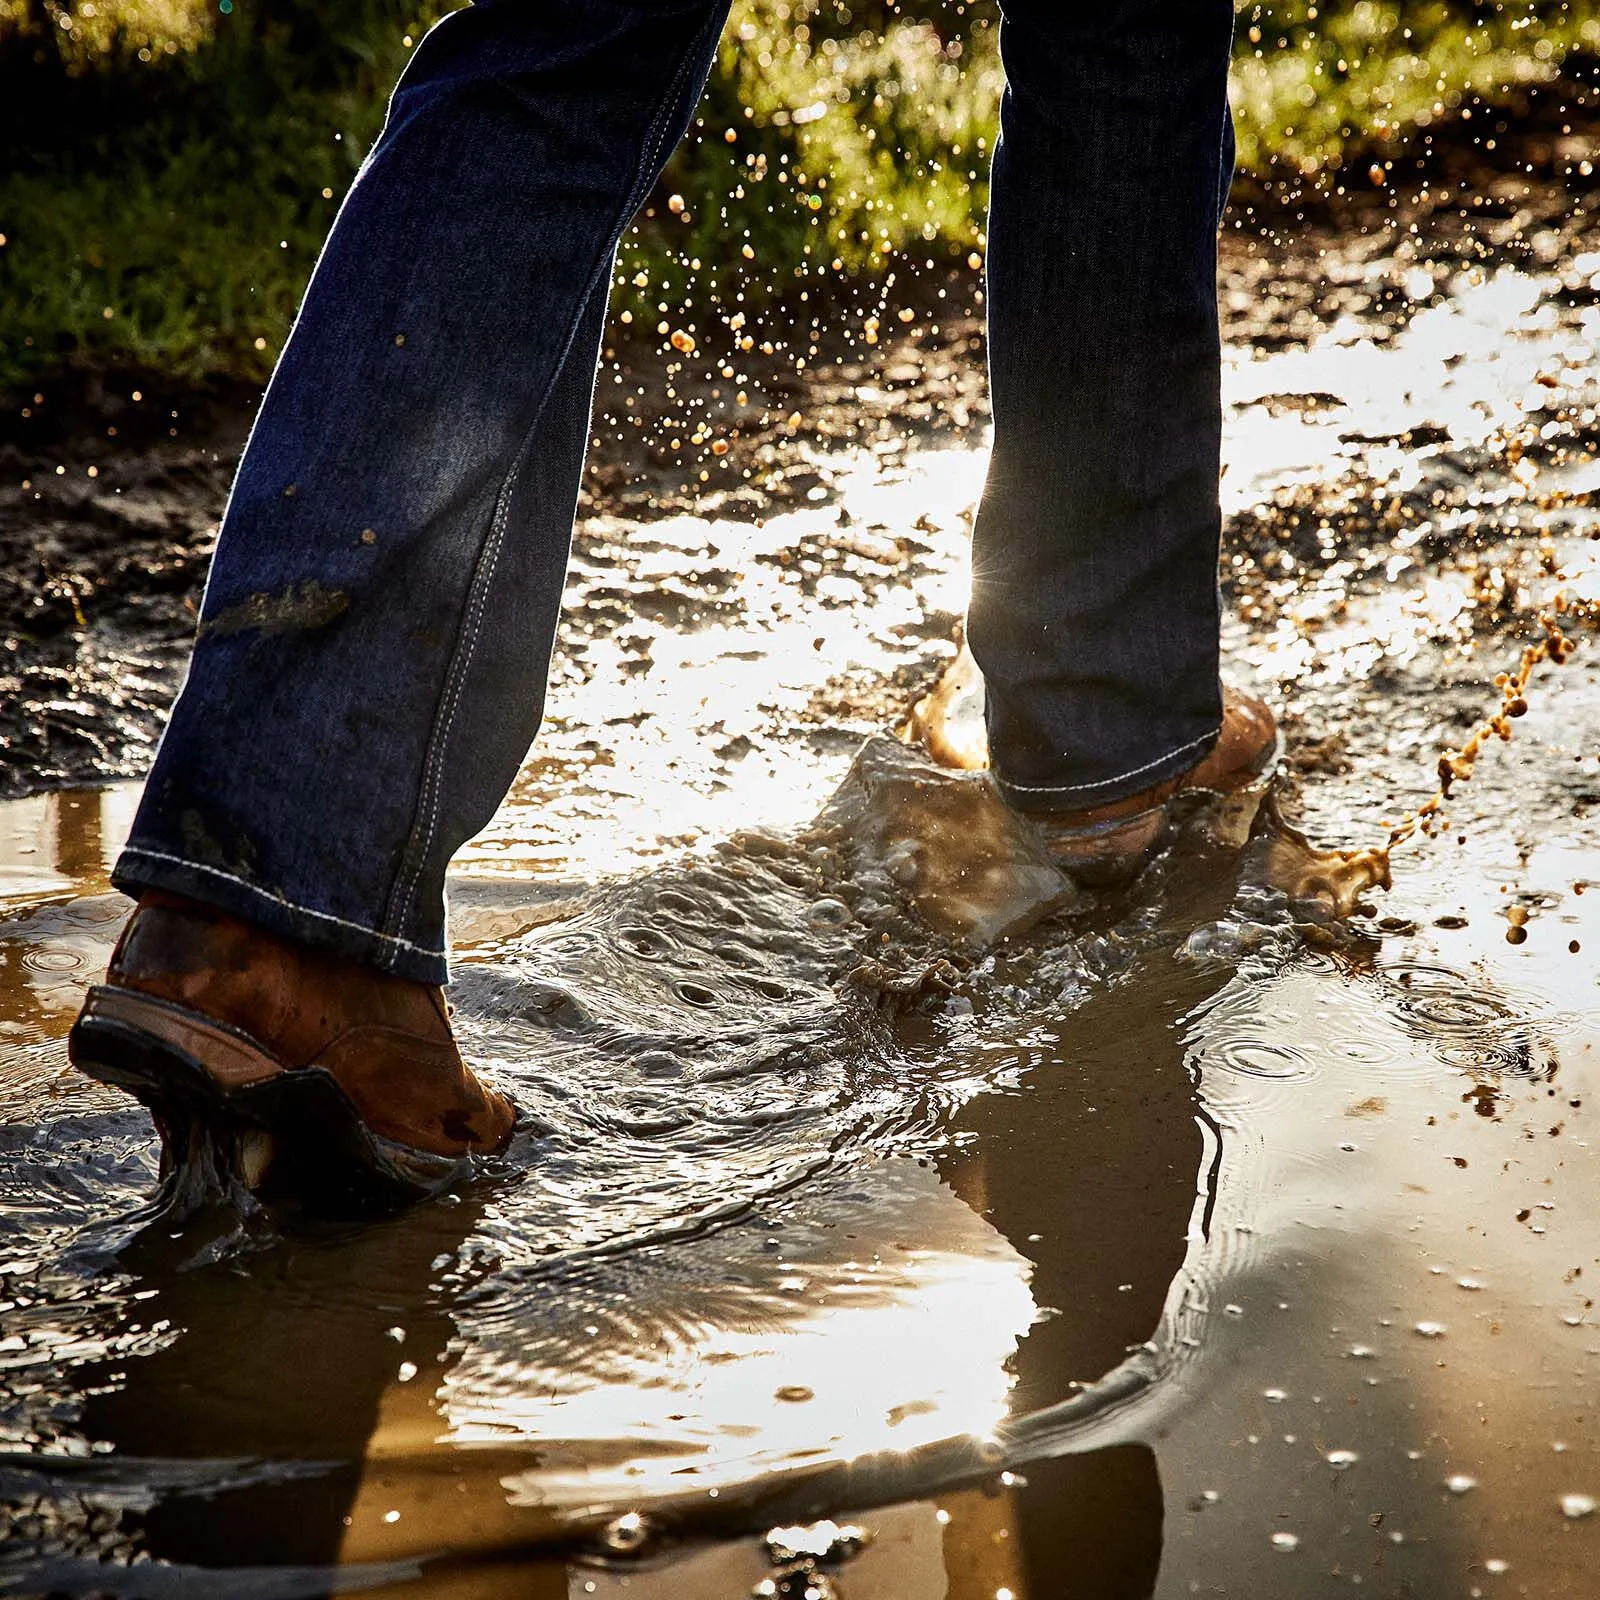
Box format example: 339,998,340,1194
997,729,1216,797
385,457,520,954
383,18,722,958
118,846,446,960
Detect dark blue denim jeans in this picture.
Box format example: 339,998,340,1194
114,0,1236,984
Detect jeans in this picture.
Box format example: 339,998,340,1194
113,0,1237,986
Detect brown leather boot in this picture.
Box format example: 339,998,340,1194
1032,689,1280,886
69,892,517,1208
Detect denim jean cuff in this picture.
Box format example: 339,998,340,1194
111,846,450,986
992,726,1220,815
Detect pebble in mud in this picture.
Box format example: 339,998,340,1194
805,897,852,928
1560,1493,1597,1520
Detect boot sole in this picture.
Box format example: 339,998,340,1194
70,987,470,1214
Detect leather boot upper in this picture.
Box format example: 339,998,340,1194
105,893,515,1158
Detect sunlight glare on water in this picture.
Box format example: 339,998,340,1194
1,253,1599,1594
1225,264,1599,511
460,443,983,880
451,1159,1034,1507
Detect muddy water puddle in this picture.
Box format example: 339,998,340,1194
2,260,1600,1597
3,777,1597,1598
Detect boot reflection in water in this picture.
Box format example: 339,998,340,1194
69,0,1275,1205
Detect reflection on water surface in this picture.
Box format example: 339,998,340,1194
3,259,1600,1596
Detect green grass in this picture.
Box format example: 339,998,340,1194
0,0,422,388
0,0,1595,394
1230,0,1600,174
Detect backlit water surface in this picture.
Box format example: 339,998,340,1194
2,266,1599,1597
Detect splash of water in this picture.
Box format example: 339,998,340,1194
1386,589,1600,857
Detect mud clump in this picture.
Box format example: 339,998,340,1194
201,579,350,640
1389,597,1598,854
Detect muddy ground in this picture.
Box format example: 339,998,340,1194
2,78,1600,1600
3,74,1599,798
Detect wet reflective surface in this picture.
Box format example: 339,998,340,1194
3,259,1600,1597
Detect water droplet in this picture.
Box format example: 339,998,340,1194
602,1511,652,1555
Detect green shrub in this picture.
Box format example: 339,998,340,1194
1231,0,1600,173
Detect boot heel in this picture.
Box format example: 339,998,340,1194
71,1009,274,1218
70,994,470,1214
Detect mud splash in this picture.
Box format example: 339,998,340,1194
907,641,1393,921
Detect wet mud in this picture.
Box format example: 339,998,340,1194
3,123,1600,1600
6,71,1600,801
